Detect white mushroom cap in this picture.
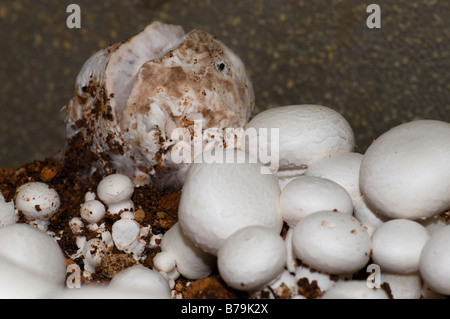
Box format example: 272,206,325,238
381,272,422,299
360,120,450,220
97,174,134,205
108,265,171,299
243,104,355,178
292,211,371,275
371,219,429,274
280,176,353,228
159,222,216,280
419,225,450,295
14,182,60,230
0,224,66,285
217,225,287,292
80,199,106,224
321,280,390,299
83,238,107,274
178,148,283,255
111,216,141,254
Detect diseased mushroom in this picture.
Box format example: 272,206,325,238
65,21,254,190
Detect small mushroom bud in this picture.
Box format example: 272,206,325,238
80,199,106,224
83,238,107,274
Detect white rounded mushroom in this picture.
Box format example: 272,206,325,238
243,104,355,179
371,219,429,274
97,173,135,214
217,225,287,292
419,225,450,295
108,265,171,299
360,120,450,220
14,182,60,231
292,211,371,275
178,148,283,255
80,199,106,224
280,176,353,228
156,222,216,280
111,213,145,259
0,223,66,285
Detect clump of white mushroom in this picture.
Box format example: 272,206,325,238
3,21,450,300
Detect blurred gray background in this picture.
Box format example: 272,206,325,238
0,0,449,168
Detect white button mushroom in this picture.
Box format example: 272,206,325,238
69,217,84,234
419,225,450,295
178,148,283,255
80,199,106,224
108,265,171,299
111,213,145,259
0,193,17,227
97,173,135,215
360,120,450,220
156,222,216,280
371,219,429,274
14,182,60,231
217,225,287,292
243,104,355,179
280,176,353,228
292,211,372,275
0,224,66,285
321,280,390,299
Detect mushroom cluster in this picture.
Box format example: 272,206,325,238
1,22,450,299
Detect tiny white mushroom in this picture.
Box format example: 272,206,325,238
14,182,60,231
97,174,135,215
321,280,390,299
217,225,287,292
69,217,84,234
292,211,371,275
80,199,106,224
111,213,145,259
82,238,107,275
108,265,171,299
158,222,216,280
153,251,179,289
280,176,353,228
360,120,450,220
243,104,355,179
178,148,283,255
419,225,450,295
371,219,429,274
0,224,66,285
